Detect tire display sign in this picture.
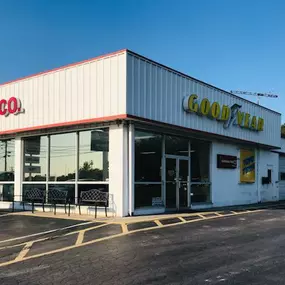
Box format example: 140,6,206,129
240,149,255,183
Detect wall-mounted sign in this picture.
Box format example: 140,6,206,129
240,149,255,183
0,97,24,117
182,94,264,131
217,154,237,169
24,166,41,174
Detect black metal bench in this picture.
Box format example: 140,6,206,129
78,189,108,218
22,188,46,213
48,188,68,215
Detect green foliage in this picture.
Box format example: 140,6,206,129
282,124,285,137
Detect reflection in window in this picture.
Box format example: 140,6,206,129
0,139,15,181
135,184,162,208
191,184,211,203
79,129,109,182
49,133,76,181
135,130,162,182
191,140,210,182
23,136,47,181
0,184,14,201
48,184,75,204
165,135,189,155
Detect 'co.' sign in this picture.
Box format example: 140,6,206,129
0,97,24,117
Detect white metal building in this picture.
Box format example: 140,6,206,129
0,49,282,217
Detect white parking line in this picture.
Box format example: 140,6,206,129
0,220,97,244
0,213,12,218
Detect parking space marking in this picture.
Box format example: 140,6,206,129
0,220,97,245
178,217,186,223
15,241,33,261
121,223,128,234
75,231,85,246
154,220,163,227
0,223,109,251
0,208,266,268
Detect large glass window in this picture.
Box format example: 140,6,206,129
0,139,15,202
135,130,162,182
0,184,14,201
191,140,210,183
23,136,47,181
190,139,211,203
165,135,189,155
0,139,15,179
79,129,109,182
22,129,109,205
49,133,76,181
135,184,162,208
135,130,162,209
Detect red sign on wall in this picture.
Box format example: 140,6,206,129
0,97,24,117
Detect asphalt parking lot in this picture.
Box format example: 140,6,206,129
1,207,285,284
0,214,90,243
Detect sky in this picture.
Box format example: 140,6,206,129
0,0,284,120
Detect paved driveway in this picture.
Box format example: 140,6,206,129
1,209,285,284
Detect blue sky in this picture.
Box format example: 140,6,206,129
0,0,284,120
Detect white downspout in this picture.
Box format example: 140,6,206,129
128,123,135,216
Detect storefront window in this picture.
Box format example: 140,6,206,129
79,129,109,181
0,184,14,201
190,139,211,203
165,135,189,155
134,130,162,209
49,133,76,181
23,136,47,181
191,140,210,183
135,130,162,182
135,184,162,208
191,184,211,203
0,139,15,181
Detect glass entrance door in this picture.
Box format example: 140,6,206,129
165,156,189,210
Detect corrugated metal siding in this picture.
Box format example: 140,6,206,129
0,52,127,133
127,53,281,148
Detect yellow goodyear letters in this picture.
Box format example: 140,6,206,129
183,94,264,131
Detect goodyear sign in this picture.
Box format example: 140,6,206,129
182,94,264,131
240,150,255,183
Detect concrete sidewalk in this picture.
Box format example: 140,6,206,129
6,200,285,225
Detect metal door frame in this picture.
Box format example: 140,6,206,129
164,154,190,210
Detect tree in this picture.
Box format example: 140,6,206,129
281,124,285,137
81,160,94,171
